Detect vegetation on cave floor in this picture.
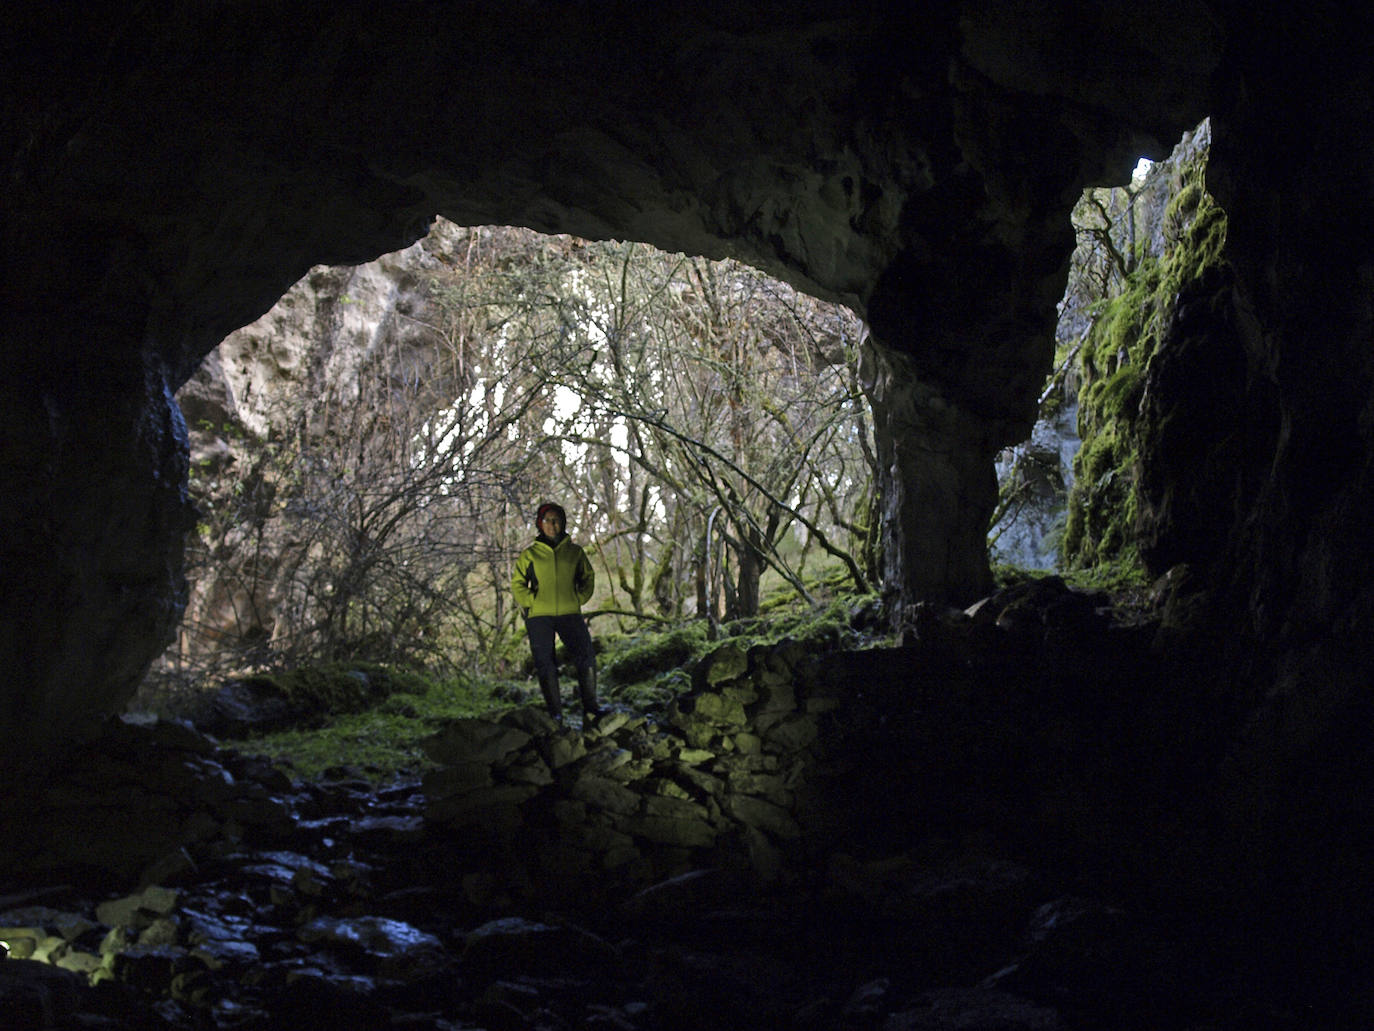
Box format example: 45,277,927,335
215,562,1155,783
218,587,888,782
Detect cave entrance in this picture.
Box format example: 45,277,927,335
135,114,1224,770
989,119,1218,586
141,222,876,739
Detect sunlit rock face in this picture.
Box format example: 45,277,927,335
171,223,465,665
1,1,1369,775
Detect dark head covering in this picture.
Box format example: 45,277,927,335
535,502,567,529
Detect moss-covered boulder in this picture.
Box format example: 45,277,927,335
194,664,428,737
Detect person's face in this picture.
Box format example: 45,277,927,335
540,510,564,536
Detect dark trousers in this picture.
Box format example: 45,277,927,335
526,614,594,678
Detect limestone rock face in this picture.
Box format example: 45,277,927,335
993,120,1214,571
167,223,466,665
0,351,195,768
203,222,467,441
1,1,1371,777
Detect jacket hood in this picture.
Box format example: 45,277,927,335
534,502,567,528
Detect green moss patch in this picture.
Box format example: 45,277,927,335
239,662,430,713
600,621,713,689
219,594,883,782
224,671,505,779
1062,149,1228,580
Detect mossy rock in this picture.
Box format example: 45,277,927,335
1063,146,1227,584
197,663,429,737
602,622,712,687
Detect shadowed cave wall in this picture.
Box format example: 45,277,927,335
2,0,1372,866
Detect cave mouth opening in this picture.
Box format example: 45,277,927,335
991,118,1218,589
133,223,878,756
133,115,1225,767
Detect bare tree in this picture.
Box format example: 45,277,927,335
156,224,876,690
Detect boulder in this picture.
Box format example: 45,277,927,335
296,915,449,982
420,719,533,766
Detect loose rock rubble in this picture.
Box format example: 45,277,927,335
0,581,1347,1028
418,638,827,900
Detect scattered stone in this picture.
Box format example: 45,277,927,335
297,915,449,982
0,623,1281,1029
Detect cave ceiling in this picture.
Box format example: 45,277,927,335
5,1,1217,425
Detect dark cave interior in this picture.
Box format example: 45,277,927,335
2,3,1373,1027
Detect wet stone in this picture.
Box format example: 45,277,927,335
346,813,427,844
460,916,617,983
297,915,449,982
190,936,260,970
887,987,1063,1030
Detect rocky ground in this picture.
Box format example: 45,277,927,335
1,579,1364,1029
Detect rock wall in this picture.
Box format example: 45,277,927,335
200,221,467,442
168,222,467,671
1137,13,1374,943
0,350,195,770
419,639,826,894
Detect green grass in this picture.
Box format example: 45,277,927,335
223,672,516,780
220,592,885,781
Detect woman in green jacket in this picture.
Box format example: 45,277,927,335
511,502,600,722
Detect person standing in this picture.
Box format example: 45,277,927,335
511,502,601,723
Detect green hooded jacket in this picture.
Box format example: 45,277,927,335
511,533,594,617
